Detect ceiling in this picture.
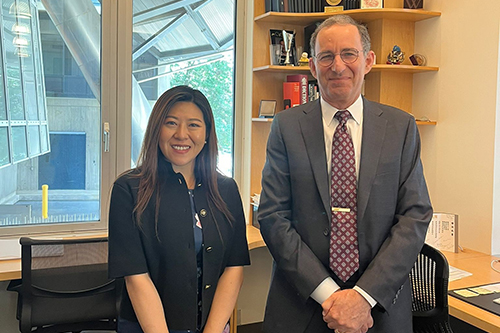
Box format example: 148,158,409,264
132,0,235,66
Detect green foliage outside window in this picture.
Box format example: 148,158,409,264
169,59,234,154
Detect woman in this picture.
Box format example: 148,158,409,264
108,86,250,333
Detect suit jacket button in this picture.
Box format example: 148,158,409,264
200,209,207,217
205,284,211,289
206,246,213,252
323,228,329,236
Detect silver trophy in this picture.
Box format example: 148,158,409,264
282,30,295,66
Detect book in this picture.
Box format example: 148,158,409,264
308,82,319,101
286,74,308,104
425,213,458,253
283,82,301,109
265,0,272,12
270,0,283,11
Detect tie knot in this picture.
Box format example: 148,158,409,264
335,110,352,125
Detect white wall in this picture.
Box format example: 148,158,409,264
414,0,500,254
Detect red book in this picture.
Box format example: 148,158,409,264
286,74,308,104
283,81,300,109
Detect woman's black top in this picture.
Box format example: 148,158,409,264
108,159,250,331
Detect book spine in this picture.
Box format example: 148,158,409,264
265,0,272,12
283,82,301,108
287,74,308,104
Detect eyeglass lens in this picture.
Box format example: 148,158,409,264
317,49,359,66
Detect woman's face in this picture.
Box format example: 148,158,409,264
159,101,206,176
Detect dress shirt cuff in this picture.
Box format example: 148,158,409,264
310,277,340,304
353,285,377,308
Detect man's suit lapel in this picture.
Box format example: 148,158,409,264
358,98,387,224
298,100,331,219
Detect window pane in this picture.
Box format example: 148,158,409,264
11,125,27,161
27,124,40,155
131,0,235,175
0,44,6,121
40,123,48,152
0,127,9,166
18,0,38,120
2,0,25,120
0,1,101,228
31,3,45,121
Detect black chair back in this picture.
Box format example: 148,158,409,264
410,243,454,333
8,237,121,333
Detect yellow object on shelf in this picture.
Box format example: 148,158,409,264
42,184,48,219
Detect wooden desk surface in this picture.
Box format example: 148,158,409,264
0,226,266,282
0,231,108,282
444,249,500,332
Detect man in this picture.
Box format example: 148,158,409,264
258,15,432,333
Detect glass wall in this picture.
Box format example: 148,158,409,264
0,0,49,169
0,0,101,227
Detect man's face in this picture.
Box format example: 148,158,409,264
309,24,374,110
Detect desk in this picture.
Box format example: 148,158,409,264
0,226,267,282
444,249,500,332
0,232,108,282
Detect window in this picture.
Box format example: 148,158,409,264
0,0,103,231
0,0,241,235
0,0,49,169
131,0,235,176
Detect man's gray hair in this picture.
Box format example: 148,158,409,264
309,15,371,57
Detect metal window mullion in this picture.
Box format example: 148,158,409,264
34,0,49,154
15,1,31,157
0,3,13,166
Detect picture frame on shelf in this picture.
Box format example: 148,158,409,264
259,100,277,118
360,0,382,9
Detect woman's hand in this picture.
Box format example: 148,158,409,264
203,266,244,333
125,273,170,333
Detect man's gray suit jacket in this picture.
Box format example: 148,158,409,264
258,97,433,333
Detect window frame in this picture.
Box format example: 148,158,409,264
0,0,126,237
0,0,252,237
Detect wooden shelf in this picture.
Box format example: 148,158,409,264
253,65,311,73
370,64,439,73
416,121,437,125
254,8,441,25
252,117,274,122
253,64,438,73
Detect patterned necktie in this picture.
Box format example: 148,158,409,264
329,110,359,282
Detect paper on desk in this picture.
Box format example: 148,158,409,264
478,283,500,293
449,265,472,282
0,238,21,260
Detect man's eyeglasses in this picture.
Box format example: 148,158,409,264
314,49,360,66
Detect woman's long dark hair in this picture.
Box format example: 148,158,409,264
133,85,233,232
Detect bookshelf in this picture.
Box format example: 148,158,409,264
249,0,441,201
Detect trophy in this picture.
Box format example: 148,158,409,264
282,30,295,66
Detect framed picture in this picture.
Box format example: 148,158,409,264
259,100,277,118
361,0,382,9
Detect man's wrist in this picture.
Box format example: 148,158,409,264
353,285,377,308
310,277,340,304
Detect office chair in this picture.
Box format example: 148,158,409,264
8,237,121,333
410,243,454,333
